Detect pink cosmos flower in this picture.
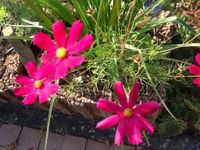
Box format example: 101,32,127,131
33,20,93,78
96,81,161,146
14,62,59,105
188,53,200,86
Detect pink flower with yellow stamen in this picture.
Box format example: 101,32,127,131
33,20,93,78
96,81,161,146
14,62,59,105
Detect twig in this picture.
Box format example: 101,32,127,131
0,47,14,59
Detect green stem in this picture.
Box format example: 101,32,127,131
142,61,177,120
159,43,200,54
44,97,56,150
44,80,59,150
159,57,190,64
135,48,177,120
142,131,150,146
166,75,200,78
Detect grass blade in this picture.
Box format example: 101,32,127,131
109,0,121,27
48,0,75,24
142,59,177,120
71,0,90,29
0,36,32,40
137,16,195,34
159,43,200,55
23,0,52,28
34,0,75,24
132,0,164,30
95,0,103,45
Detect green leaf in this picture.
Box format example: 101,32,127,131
95,0,104,45
109,0,121,27
89,0,99,10
23,0,52,28
71,0,90,29
41,0,75,24
132,0,164,30
184,99,200,114
137,16,195,34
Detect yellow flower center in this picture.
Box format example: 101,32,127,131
123,108,133,118
56,47,67,59
34,80,43,89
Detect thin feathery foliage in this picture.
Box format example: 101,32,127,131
2,0,200,138
158,117,187,137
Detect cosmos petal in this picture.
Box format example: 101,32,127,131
96,115,119,129
129,80,140,108
22,92,37,105
25,62,37,78
33,32,56,52
66,20,83,48
195,53,200,66
114,118,128,146
97,98,123,114
53,21,67,47
114,81,127,107
134,101,161,115
68,34,93,55
39,84,59,103
188,64,200,75
15,75,33,85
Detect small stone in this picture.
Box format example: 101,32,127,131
185,138,189,143
2,26,13,36
81,126,85,130
3,76,8,80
